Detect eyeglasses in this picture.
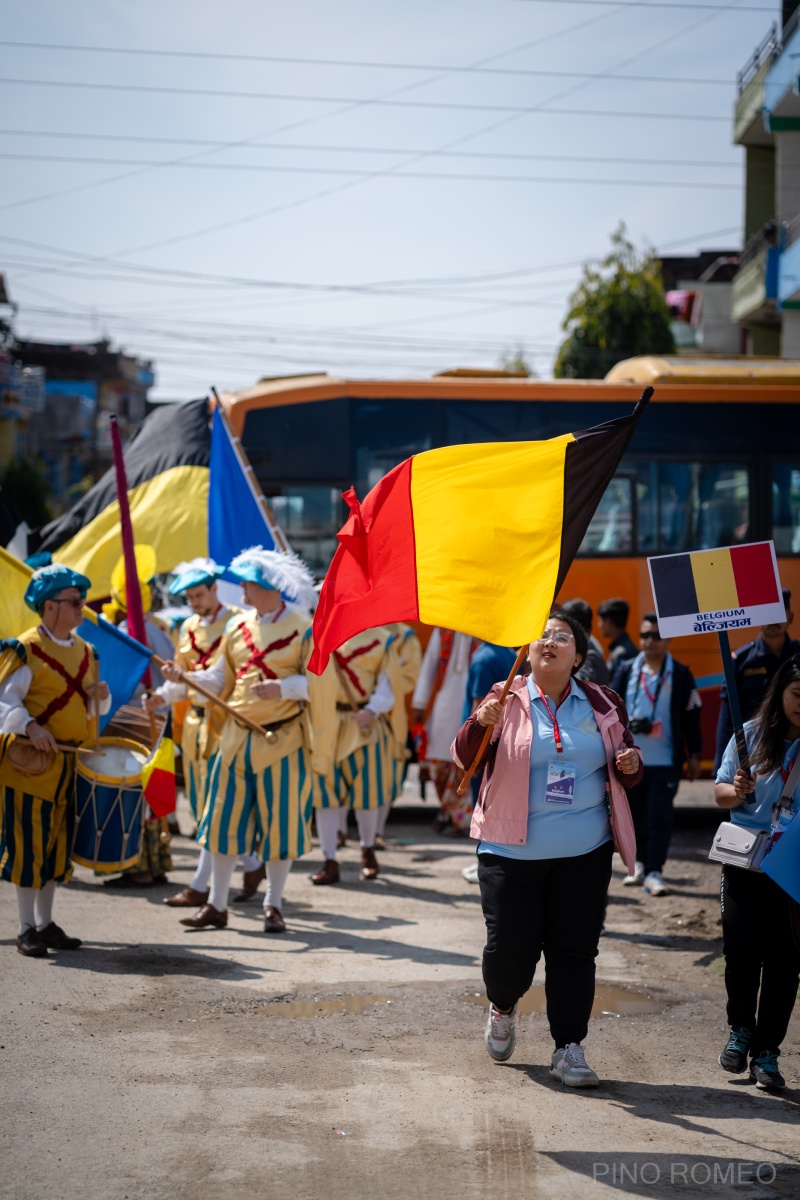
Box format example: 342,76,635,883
640,631,662,641
52,596,84,609
536,631,575,647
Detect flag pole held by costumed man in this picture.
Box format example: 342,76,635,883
455,386,654,795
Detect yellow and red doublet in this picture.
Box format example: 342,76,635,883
174,606,236,820
313,627,406,811
198,608,329,861
0,626,97,888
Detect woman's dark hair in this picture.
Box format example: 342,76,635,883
548,608,588,675
750,656,800,773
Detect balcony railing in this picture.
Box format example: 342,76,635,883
737,23,780,94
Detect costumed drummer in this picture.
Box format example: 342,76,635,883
142,558,255,909
0,564,110,957
310,627,406,885
160,547,333,935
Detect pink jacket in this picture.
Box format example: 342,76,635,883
451,676,642,875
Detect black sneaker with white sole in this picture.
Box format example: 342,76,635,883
719,1026,752,1073
749,1050,785,1090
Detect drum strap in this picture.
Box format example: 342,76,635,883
333,640,381,700
30,643,91,727
235,623,299,681
187,629,222,670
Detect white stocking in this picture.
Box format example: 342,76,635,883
241,852,261,872
315,808,340,861
376,800,392,837
356,807,380,849
338,807,348,834
35,880,57,930
265,859,292,911
190,847,213,892
208,852,237,912
15,886,36,935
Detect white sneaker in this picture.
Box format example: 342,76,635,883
485,1003,517,1062
643,871,668,896
550,1042,599,1088
622,861,645,886
461,862,479,884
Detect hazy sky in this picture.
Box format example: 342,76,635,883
0,0,778,398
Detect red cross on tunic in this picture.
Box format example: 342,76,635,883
334,639,381,698
187,628,223,671
30,641,91,728
235,622,299,681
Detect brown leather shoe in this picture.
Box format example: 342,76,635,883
310,858,340,886
164,887,210,908
16,928,47,958
232,863,266,902
361,846,379,880
36,922,82,950
336,830,348,849
180,903,228,929
263,905,286,933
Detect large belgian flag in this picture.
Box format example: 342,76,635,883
35,399,210,601
309,388,652,674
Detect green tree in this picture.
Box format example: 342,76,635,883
0,458,52,528
554,223,675,380
497,345,537,377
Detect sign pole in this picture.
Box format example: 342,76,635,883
718,631,751,775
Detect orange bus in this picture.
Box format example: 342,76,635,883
218,356,800,766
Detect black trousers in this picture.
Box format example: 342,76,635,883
626,765,680,875
720,865,800,1055
478,840,613,1049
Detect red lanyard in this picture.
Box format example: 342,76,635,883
536,683,571,755
781,746,800,784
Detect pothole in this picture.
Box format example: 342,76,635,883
463,983,665,1017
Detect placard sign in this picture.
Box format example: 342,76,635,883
647,541,785,639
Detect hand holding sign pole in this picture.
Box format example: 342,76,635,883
647,541,786,776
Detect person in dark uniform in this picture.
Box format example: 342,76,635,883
714,589,800,770
597,598,637,676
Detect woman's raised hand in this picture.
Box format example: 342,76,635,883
732,767,755,801
477,698,504,727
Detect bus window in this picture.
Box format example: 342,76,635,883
267,486,343,575
772,466,800,553
579,474,634,554
353,400,435,495
697,465,750,549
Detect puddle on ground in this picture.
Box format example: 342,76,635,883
258,994,389,1018
463,983,663,1017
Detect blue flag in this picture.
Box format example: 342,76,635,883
208,408,276,580
762,814,800,906
78,614,152,732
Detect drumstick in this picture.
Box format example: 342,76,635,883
148,653,269,738
15,737,105,755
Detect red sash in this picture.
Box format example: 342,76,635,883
187,628,222,671
30,642,91,728
235,622,299,681
334,639,381,699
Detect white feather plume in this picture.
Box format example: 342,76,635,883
231,546,317,613
171,557,224,578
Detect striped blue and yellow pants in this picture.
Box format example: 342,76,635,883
314,718,396,811
0,753,75,888
198,733,312,861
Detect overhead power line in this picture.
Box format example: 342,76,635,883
0,40,732,85
0,75,731,120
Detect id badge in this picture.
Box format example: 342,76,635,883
545,759,576,805
649,720,663,738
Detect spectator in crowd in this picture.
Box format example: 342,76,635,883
561,599,610,686
612,613,702,896
597,598,637,675
714,657,800,1091
714,589,800,771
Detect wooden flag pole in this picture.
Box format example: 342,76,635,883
456,644,528,797
148,653,269,739
718,631,751,775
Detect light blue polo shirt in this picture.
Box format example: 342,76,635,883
479,676,611,861
625,652,674,768
716,725,800,833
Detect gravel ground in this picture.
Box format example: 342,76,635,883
1,794,798,1200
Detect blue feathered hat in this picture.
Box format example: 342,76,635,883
168,557,226,596
228,546,316,612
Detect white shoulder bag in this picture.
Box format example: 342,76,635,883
708,753,800,873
